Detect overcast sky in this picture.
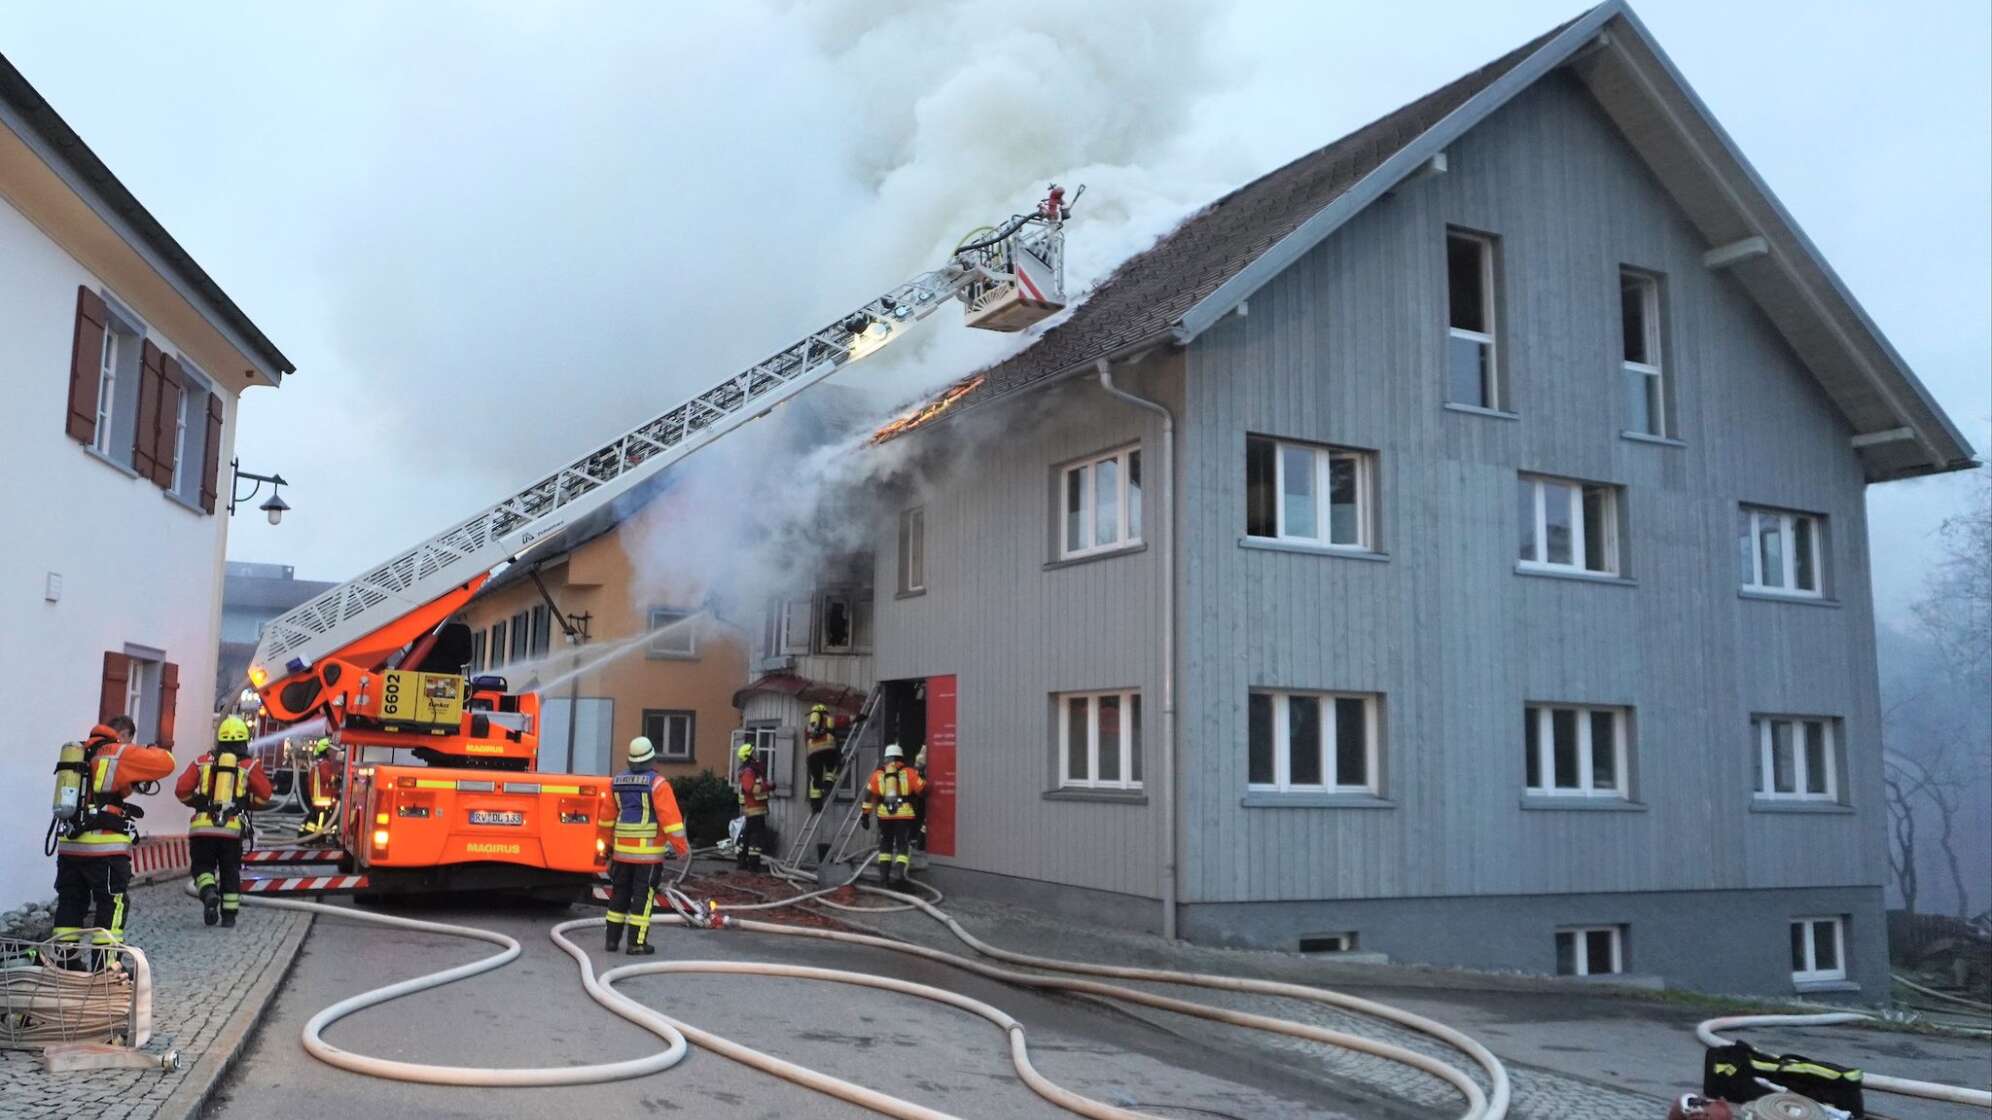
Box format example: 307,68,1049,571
7,0,1986,627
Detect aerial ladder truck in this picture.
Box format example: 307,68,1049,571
236,188,1078,900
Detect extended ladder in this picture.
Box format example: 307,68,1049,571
248,198,1072,686
784,686,883,866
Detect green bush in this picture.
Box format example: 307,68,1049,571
669,770,737,847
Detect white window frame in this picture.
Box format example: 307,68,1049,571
1059,444,1142,560
1556,926,1624,976
643,709,695,762
1246,690,1379,795
646,607,698,659
1519,474,1620,575
1446,229,1499,409
898,507,926,594
1247,437,1374,550
1752,716,1839,802
1790,916,1847,983
1739,506,1825,598
94,328,120,456
1619,269,1667,437
1056,690,1142,791
1525,704,1631,799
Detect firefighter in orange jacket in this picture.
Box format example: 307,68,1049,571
174,716,273,928
859,743,925,886
734,742,771,871
802,703,839,813
604,736,688,955
52,715,176,957
300,738,342,843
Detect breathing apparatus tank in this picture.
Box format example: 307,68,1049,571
51,741,87,821
206,715,252,823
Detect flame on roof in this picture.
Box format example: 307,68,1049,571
869,375,985,445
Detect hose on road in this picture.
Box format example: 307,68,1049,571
218,863,1513,1118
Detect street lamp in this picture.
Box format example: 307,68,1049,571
228,459,291,525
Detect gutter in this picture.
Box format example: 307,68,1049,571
1094,357,1179,941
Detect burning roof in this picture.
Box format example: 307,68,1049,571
868,375,985,444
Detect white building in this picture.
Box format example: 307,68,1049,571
0,53,293,905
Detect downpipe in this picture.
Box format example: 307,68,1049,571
1094,358,1178,941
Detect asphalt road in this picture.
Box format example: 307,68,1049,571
206,896,1412,1119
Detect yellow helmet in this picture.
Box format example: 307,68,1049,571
809,703,829,715
736,743,755,762
217,716,251,744
312,737,333,756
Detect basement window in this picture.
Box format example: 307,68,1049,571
1059,445,1143,560
1446,229,1500,410
1299,933,1358,954
1556,926,1623,976
1791,917,1846,983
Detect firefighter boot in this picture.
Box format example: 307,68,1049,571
200,886,220,927
606,924,624,952
626,939,656,957
220,911,237,929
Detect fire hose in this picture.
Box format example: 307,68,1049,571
208,857,1514,1118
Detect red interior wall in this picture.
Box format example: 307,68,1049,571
925,675,956,857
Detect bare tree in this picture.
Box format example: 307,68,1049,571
1913,470,1991,680
1883,763,1919,915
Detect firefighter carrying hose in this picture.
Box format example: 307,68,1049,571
175,716,273,928
734,742,771,871
49,715,175,963
802,703,839,815
300,737,342,843
859,743,925,886
603,736,688,956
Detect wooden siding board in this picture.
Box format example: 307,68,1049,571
1178,73,1883,906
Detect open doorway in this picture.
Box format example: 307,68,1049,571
875,675,956,858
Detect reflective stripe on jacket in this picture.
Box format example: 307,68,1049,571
608,768,688,864
862,763,925,821
736,763,769,817
174,752,274,839
57,737,176,858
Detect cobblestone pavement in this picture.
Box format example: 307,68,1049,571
0,878,310,1120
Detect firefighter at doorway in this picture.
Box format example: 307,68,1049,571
735,743,771,871
803,703,840,813
859,743,926,885
604,736,689,955
301,738,342,843
175,715,274,928
51,715,176,962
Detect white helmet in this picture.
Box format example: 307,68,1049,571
627,736,656,764
883,743,904,760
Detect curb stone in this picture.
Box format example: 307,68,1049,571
154,910,313,1120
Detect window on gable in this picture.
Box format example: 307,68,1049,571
1057,690,1143,790
1790,916,1846,983
1245,437,1375,550
1738,505,1825,598
1247,691,1378,794
1752,716,1840,802
95,307,144,466
1525,703,1631,799
1556,926,1624,976
1519,474,1621,575
898,507,926,594
1059,445,1143,560
647,607,697,658
1620,269,1669,437
1446,229,1500,409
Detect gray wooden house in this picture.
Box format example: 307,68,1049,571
858,1,1977,994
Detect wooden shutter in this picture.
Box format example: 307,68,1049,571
132,340,164,480
199,393,224,513
67,287,110,444
157,662,180,748
155,355,186,489
99,651,131,724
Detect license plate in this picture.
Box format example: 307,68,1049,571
469,810,523,826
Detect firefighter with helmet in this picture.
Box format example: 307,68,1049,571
300,737,342,843
734,742,772,871
174,716,273,928
50,714,176,963
859,743,925,886
802,703,839,815
603,735,689,955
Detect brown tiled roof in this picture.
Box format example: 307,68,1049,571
937,15,1582,413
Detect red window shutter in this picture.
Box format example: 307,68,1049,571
199,393,224,514
99,651,131,725
67,287,110,444
156,355,185,489
131,340,164,480
157,662,180,748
